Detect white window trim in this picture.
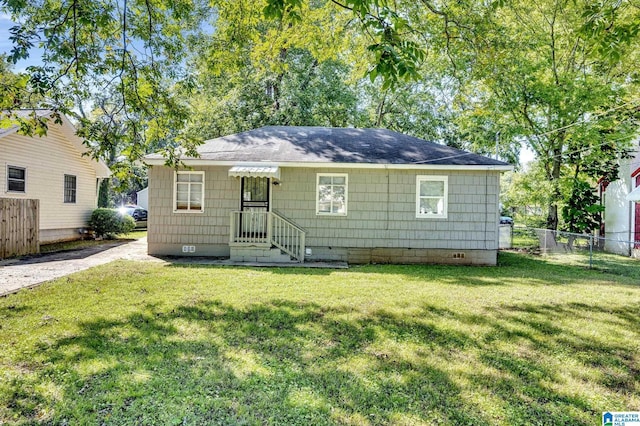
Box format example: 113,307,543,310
416,175,448,219
7,165,26,194
173,171,205,213
316,173,348,216
64,174,77,204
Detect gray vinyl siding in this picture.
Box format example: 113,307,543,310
148,165,500,255
274,168,499,251
147,166,238,252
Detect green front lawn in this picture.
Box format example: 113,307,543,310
1,253,638,425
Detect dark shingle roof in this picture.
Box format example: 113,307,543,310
147,126,510,166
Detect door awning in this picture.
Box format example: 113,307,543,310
626,185,640,202
228,165,280,179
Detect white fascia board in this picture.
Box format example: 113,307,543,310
0,125,20,139
144,158,513,172
0,110,54,140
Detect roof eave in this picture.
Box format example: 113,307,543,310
144,157,513,171
0,110,55,139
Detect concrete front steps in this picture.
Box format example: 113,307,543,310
230,245,300,263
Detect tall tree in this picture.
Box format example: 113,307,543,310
1,0,207,160
3,0,639,234
461,0,640,229
184,0,365,138
187,49,360,139
265,0,640,230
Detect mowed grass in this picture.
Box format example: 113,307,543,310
1,253,639,425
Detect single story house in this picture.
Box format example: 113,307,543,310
144,127,512,265
0,110,111,243
598,141,640,256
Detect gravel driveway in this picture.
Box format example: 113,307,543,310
0,237,162,297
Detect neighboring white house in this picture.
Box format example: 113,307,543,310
600,142,640,256
0,110,111,243
136,187,148,210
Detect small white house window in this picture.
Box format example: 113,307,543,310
174,171,204,212
416,175,448,219
317,173,347,215
64,174,77,203
7,166,26,193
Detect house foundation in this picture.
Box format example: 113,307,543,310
304,247,498,265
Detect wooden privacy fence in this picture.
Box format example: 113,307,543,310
0,198,39,259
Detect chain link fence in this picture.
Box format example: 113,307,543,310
500,225,640,278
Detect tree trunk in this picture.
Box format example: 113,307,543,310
546,144,563,230
547,204,558,230
375,92,387,127
272,47,288,112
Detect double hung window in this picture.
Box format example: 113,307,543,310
316,174,347,215
175,171,204,212
7,166,26,193
64,174,77,203
416,176,448,219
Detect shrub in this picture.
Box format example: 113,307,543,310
89,208,136,238
119,214,136,235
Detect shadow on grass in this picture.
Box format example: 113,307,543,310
164,261,340,277
5,297,637,424
495,302,640,384
3,300,478,424
0,303,32,320
509,250,640,281
590,254,640,280
163,251,638,288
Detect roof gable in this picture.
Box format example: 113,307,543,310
0,110,110,177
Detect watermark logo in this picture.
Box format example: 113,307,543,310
603,412,640,426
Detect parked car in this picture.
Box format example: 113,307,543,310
500,216,514,225
119,205,148,222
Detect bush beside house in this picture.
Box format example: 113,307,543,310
89,208,135,238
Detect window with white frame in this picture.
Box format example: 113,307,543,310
7,166,26,193
316,173,347,215
64,174,77,203
416,175,448,218
174,171,204,212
